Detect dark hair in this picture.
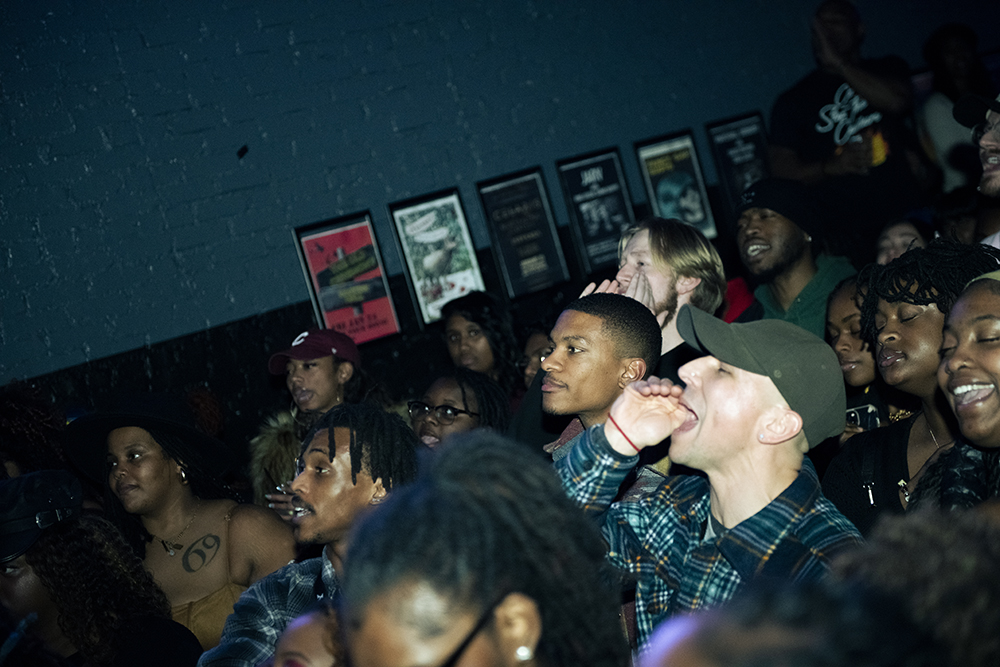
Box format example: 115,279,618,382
427,368,511,433
25,514,172,666
106,426,234,559
341,432,630,667
673,580,945,667
832,508,1000,667
923,23,996,102
563,293,662,379
0,384,68,480
441,292,522,397
859,239,1000,344
301,402,418,491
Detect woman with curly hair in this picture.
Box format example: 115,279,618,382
441,292,524,406
65,393,295,651
0,470,202,666
341,431,630,667
822,240,1000,535
408,368,511,448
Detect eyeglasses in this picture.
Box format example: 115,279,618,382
407,401,479,425
972,120,999,144
437,595,506,667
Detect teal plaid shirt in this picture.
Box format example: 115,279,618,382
198,553,337,667
556,424,863,648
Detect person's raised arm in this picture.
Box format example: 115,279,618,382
602,376,688,456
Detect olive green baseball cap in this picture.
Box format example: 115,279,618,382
677,305,845,448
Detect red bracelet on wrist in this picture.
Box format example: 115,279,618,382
608,414,640,454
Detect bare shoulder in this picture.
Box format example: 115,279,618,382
228,502,292,536
227,503,296,585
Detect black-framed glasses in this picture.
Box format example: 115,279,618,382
407,400,479,425
437,595,505,667
972,119,999,144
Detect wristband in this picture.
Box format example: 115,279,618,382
608,414,640,454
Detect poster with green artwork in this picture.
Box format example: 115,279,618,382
389,189,486,324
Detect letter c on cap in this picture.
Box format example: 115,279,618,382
292,332,309,346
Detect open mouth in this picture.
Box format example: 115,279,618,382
290,500,314,523
673,400,698,433
743,242,770,259
951,382,996,408
878,348,903,368
292,388,314,405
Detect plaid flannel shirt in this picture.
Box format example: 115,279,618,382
198,554,337,667
556,424,863,648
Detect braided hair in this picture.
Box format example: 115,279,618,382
341,432,630,667
301,402,418,491
859,239,1000,345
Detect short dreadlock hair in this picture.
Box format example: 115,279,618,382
301,402,418,491
341,432,630,667
859,239,1000,345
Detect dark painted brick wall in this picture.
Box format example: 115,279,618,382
4,1,1000,403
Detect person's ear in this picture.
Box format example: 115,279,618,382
337,361,355,385
757,408,804,445
675,275,701,297
492,592,542,666
620,358,647,388
368,477,387,505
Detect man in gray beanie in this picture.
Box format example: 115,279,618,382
734,177,855,338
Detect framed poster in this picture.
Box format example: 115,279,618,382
293,212,401,344
556,149,636,274
477,168,569,298
636,131,717,239
389,189,485,325
705,111,770,215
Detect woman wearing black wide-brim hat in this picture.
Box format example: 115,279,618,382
65,393,295,651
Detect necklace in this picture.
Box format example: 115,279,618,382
897,423,952,503
154,510,198,557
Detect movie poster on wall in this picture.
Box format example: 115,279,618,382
389,189,486,325
293,213,401,344
477,168,569,298
636,131,717,239
706,112,770,215
556,149,636,274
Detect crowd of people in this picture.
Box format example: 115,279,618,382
4,2,1000,666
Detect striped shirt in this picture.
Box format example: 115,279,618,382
556,424,863,647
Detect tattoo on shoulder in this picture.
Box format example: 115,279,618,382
182,534,221,573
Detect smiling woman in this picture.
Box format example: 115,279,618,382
822,240,1000,535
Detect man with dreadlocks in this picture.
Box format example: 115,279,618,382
199,402,418,667
823,239,1000,536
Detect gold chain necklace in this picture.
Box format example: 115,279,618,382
153,510,198,557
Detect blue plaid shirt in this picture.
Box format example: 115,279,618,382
556,424,863,647
197,553,337,667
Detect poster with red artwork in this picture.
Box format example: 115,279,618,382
294,212,400,344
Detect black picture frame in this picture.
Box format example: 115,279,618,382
556,148,636,275
705,111,771,217
635,130,717,239
477,168,570,298
292,211,401,344
388,188,486,325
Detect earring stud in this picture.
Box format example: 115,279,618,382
515,646,533,662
